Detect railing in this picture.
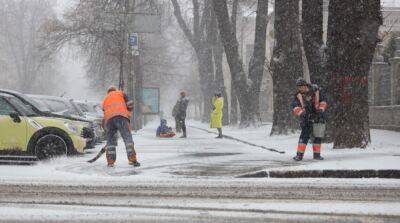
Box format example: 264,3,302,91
369,105,400,131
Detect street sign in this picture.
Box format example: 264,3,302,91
129,33,138,47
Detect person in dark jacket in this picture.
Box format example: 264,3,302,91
291,78,328,161
156,119,175,138
172,102,181,133
174,91,189,138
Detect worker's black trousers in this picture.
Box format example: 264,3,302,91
299,121,322,145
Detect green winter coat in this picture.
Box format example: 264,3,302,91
210,96,224,128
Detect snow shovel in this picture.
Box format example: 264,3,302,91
87,146,106,163
313,123,326,138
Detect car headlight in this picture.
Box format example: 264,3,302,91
64,122,79,134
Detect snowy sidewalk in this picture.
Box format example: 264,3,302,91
0,120,399,182
190,121,400,178
0,120,288,182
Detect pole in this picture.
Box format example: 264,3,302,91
127,0,135,102
118,0,130,91
126,0,143,130
133,52,143,130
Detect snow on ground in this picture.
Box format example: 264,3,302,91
192,121,400,171
1,200,400,222
0,120,278,182
0,120,399,185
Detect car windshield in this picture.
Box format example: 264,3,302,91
6,96,38,117
69,100,85,117
77,103,90,113
76,102,103,116
38,98,82,117
20,94,51,113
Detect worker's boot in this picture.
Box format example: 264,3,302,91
216,128,223,138
127,144,141,167
106,146,116,167
313,153,324,160
293,143,306,161
129,160,141,167
313,144,324,160
293,152,304,161
180,124,187,138
128,156,141,167
180,129,187,138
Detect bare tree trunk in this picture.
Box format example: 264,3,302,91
213,0,248,125
302,0,334,143
171,0,215,122
326,0,382,148
210,9,229,126
213,0,269,127
213,40,230,125
248,0,269,125
197,48,215,122
229,0,239,125
133,54,143,130
301,0,324,87
270,0,303,135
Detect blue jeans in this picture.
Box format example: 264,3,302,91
105,116,134,163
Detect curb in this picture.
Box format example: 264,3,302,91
238,169,400,179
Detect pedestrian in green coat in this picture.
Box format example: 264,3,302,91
210,93,224,138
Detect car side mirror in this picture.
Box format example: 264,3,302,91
9,112,21,123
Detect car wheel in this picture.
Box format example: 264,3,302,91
34,134,68,160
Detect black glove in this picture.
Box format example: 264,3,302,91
300,111,307,120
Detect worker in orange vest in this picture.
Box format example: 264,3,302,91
102,86,140,167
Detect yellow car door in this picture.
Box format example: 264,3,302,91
0,97,28,151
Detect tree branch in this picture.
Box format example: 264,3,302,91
192,0,200,37
171,0,197,48
231,0,239,35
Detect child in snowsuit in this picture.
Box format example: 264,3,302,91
156,119,176,138
292,78,328,161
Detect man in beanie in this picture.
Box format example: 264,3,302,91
291,78,327,161
174,91,189,138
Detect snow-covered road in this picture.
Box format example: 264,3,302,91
0,121,400,222
1,180,400,222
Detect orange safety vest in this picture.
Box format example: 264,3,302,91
102,91,131,123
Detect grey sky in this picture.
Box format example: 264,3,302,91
54,0,100,101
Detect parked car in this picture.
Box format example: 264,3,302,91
0,89,96,149
0,92,87,160
27,95,85,119
28,95,104,145
74,100,106,141
75,100,103,120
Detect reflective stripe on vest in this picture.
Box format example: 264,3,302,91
102,91,130,122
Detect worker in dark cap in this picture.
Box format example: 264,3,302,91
291,78,328,161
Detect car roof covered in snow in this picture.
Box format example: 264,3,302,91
0,89,24,97
27,94,71,102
